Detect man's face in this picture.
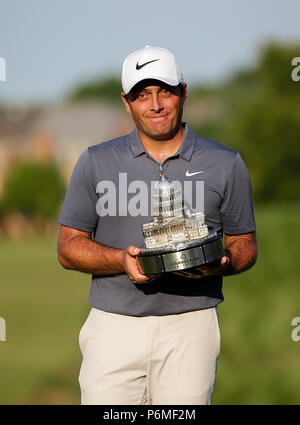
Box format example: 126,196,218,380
122,79,187,141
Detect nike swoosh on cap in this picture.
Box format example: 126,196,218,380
136,59,160,70
185,170,205,177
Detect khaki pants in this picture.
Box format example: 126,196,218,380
79,307,220,405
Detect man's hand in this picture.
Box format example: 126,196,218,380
122,245,157,284
173,255,230,279
173,232,257,280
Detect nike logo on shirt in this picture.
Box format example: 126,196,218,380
136,59,160,70
185,170,205,177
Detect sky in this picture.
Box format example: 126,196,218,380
0,0,300,105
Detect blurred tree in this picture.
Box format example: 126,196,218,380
229,43,300,202
231,97,300,202
257,43,300,97
190,42,300,203
1,162,66,220
67,76,122,104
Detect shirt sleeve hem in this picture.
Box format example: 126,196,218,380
58,218,96,232
223,225,256,235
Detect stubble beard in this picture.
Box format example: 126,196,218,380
137,108,184,142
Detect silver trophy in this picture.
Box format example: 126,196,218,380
137,164,224,275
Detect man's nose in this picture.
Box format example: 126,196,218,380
150,94,163,112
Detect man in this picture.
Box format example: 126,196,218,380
57,46,257,405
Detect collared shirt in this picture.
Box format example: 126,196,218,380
58,123,256,316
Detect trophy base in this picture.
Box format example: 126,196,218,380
137,232,224,275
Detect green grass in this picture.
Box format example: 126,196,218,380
213,202,300,404
0,231,90,404
1,205,300,404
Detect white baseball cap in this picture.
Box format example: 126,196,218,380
121,45,184,94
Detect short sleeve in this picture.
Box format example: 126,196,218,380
58,148,99,232
220,153,256,235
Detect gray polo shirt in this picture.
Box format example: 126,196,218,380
58,123,256,316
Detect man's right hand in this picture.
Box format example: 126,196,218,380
122,245,157,284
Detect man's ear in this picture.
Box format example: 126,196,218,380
121,92,132,114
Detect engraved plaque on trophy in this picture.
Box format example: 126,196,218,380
137,164,224,275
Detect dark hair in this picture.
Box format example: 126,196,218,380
125,80,185,102
178,83,185,96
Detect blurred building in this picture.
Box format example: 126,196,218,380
0,102,132,194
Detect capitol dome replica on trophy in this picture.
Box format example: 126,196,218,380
137,165,224,275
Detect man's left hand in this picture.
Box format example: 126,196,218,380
173,232,258,279
173,255,230,279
